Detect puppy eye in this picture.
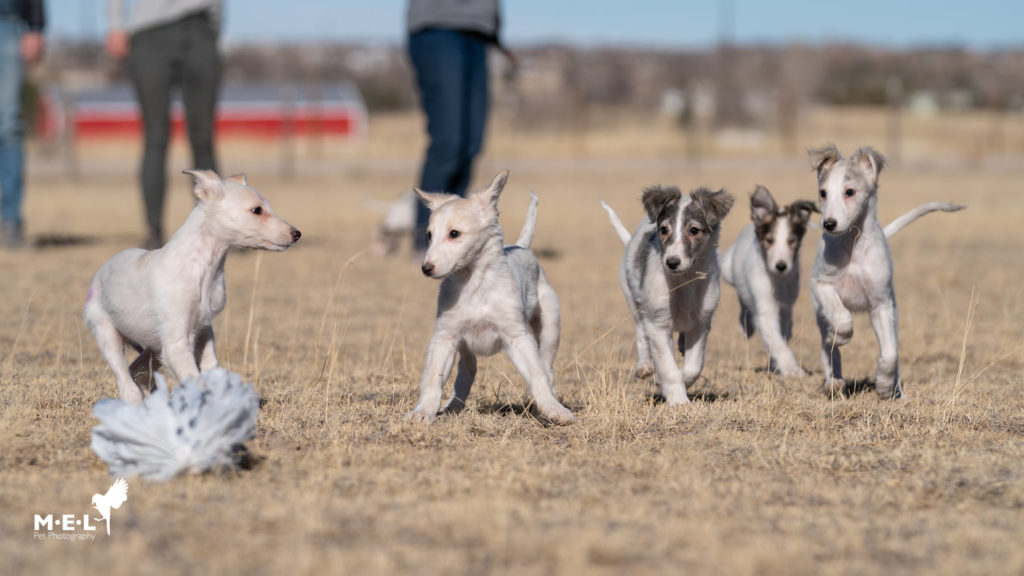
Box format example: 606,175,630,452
845,188,856,198
425,231,432,243
688,226,701,237
658,225,670,236
449,230,461,239
765,236,775,244
251,206,263,215
788,236,798,245
819,189,826,199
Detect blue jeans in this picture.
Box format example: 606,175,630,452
0,15,25,226
408,29,489,250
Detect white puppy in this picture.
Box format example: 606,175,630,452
720,185,817,377
407,170,572,424
84,170,301,403
602,186,734,404
808,144,963,398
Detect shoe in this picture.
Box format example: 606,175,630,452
2,220,25,251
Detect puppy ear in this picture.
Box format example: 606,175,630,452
414,188,459,211
788,200,819,224
807,144,841,178
183,169,224,203
849,146,887,186
474,169,510,210
227,173,248,186
691,187,734,229
641,185,681,223
750,185,777,224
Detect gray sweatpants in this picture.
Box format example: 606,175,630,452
129,11,220,233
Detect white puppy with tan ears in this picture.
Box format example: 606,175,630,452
808,144,963,398
720,185,817,377
602,186,734,405
84,170,301,403
408,170,573,424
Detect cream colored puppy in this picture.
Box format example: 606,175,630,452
84,170,301,403
408,170,572,424
808,144,962,398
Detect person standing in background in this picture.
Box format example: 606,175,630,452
106,0,222,249
408,0,500,254
0,0,44,251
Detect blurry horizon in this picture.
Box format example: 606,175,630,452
46,0,1024,50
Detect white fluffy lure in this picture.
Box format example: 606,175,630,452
91,368,260,481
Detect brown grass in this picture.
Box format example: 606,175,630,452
2,108,1023,575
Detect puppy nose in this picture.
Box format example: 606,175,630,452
291,228,301,242
775,262,788,273
665,256,681,270
822,218,837,232
421,262,435,276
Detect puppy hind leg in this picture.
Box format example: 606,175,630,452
740,305,755,338
128,349,162,395
194,324,218,372
621,271,653,378
532,274,561,382
442,344,476,414
506,335,574,424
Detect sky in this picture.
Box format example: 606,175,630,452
47,0,1023,49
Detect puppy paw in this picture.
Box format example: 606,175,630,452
824,378,845,398
662,389,691,406
779,366,810,378
875,379,903,400
633,363,654,379
834,313,854,345
538,403,575,425
404,408,438,424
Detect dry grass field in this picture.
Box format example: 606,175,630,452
2,108,1023,575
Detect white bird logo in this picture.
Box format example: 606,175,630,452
91,478,128,535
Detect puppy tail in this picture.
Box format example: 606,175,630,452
884,202,965,238
600,200,632,245
515,191,540,248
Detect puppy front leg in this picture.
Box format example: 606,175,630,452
442,344,475,414
506,335,574,424
128,349,162,395
869,300,902,399
407,334,458,423
680,323,711,392
815,312,844,396
811,280,853,345
88,316,143,403
194,325,219,372
161,334,202,383
758,308,806,377
648,326,688,405
812,281,848,395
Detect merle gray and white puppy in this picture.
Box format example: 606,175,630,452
720,185,817,377
602,186,734,404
